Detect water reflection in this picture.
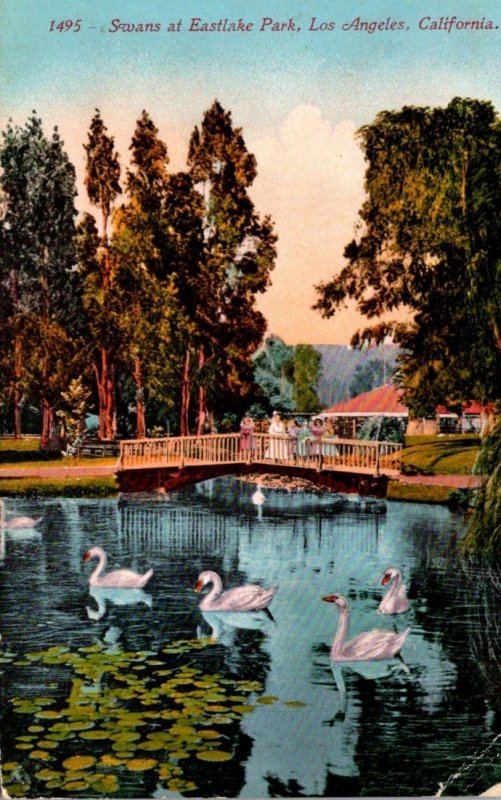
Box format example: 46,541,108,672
0,485,499,797
86,585,153,621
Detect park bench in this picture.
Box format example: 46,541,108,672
77,440,120,457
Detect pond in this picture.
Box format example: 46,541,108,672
0,479,500,798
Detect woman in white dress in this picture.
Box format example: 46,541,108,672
266,411,286,460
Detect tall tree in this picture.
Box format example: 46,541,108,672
113,111,172,438
0,115,79,442
288,345,322,413
253,336,295,413
82,111,122,440
315,97,501,415
187,101,277,433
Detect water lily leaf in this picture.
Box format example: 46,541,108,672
37,739,59,749
16,735,36,741
203,714,234,725
137,740,166,751
112,741,136,752
257,695,279,704
92,773,119,793
15,743,32,750
110,730,141,743
206,704,228,713
199,730,222,739
35,709,60,719
79,729,110,740
196,749,233,762
5,783,30,797
283,700,307,707
35,768,63,781
2,762,21,771
99,754,123,767
126,757,158,771
28,725,45,732
62,755,96,770
63,779,89,791
115,751,134,759
13,660,32,666
167,778,198,792
29,749,52,759
13,702,42,714
231,704,255,714
34,696,56,705
169,750,190,759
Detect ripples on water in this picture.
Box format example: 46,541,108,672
0,479,499,798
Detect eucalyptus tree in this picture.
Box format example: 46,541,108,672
315,97,501,414
187,100,277,433
0,115,79,441
82,110,122,440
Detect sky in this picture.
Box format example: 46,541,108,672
1,0,500,344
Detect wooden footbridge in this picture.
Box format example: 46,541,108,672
116,433,402,497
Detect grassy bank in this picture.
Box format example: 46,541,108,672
0,476,118,497
401,434,480,475
387,481,453,504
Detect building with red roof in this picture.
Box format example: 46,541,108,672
322,384,493,437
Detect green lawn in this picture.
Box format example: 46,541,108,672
0,456,117,470
0,476,118,497
401,435,481,475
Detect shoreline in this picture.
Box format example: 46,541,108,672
0,465,479,504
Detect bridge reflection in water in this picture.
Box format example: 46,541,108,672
116,433,402,496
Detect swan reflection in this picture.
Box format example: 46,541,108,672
86,585,153,621
198,609,276,644
327,658,410,722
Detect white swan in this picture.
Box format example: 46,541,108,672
0,499,43,529
378,567,410,615
83,546,153,589
252,485,265,505
322,594,410,661
195,570,277,612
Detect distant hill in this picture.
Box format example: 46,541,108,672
314,344,400,408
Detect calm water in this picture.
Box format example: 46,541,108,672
0,479,500,798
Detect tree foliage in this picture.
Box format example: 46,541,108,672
0,114,80,441
315,97,501,415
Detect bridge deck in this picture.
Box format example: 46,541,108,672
117,433,401,478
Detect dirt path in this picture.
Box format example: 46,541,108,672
0,465,116,479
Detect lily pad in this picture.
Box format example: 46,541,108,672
63,779,90,791
126,757,158,771
199,730,222,739
196,749,233,762
283,700,307,707
5,783,30,797
99,754,123,767
79,729,110,740
35,768,63,781
62,755,96,771
257,695,279,704
231,704,254,713
29,749,52,759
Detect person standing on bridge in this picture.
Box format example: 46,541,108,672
266,411,285,460
239,415,256,462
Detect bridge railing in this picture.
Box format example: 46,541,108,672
118,433,402,475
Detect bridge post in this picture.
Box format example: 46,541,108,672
375,442,380,476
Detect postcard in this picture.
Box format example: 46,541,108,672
0,1,500,798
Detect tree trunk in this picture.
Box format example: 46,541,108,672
133,356,146,439
196,347,207,436
95,347,115,440
41,398,55,449
180,349,191,436
12,337,23,439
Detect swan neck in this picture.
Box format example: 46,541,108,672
331,606,349,657
388,572,402,598
90,550,106,583
202,573,223,606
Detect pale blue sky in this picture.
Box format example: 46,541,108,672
1,0,500,343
